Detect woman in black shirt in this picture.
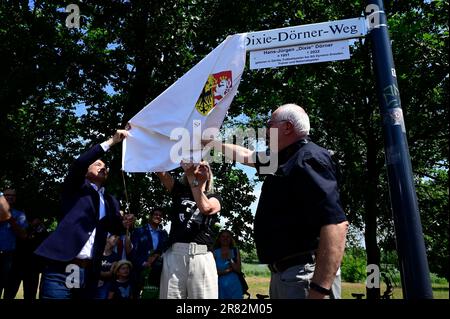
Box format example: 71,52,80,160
157,160,221,299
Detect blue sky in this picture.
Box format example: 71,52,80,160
236,163,261,215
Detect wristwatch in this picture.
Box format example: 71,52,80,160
309,281,332,295
191,179,199,188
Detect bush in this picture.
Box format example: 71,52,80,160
430,273,449,285
341,248,367,283
240,247,259,264
242,263,271,277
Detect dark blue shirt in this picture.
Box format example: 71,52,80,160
0,209,27,251
254,138,347,264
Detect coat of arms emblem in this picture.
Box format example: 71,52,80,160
195,71,232,115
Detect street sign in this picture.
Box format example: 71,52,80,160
249,40,350,70
245,17,366,51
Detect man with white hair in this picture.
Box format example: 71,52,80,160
206,103,348,299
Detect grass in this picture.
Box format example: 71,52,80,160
10,269,449,299
244,276,449,299
242,262,449,299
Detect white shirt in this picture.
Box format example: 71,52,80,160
76,142,110,259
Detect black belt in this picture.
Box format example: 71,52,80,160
268,252,315,273
70,258,93,269
44,258,93,273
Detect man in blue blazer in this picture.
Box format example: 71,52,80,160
131,208,168,296
35,129,135,299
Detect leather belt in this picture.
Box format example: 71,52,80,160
70,258,93,268
268,252,315,273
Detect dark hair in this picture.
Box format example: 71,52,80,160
150,207,164,216
97,158,109,168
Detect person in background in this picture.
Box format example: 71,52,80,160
116,211,133,261
95,234,121,299
108,259,133,299
131,208,168,298
6,216,49,299
0,188,27,299
213,229,243,299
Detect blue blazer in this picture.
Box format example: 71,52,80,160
131,225,168,270
35,144,125,264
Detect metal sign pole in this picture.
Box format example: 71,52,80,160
366,0,433,299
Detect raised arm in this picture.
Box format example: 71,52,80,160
181,161,220,215
64,129,129,191
203,140,256,167
156,172,175,193
189,185,220,215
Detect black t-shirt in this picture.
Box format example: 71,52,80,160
168,179,220,250
109,280,133,299
100,251,120,273
254,138,347,264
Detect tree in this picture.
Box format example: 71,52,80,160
1,1,447,290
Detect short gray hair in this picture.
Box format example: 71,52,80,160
275,103,310,136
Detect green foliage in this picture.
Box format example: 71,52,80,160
0,1,257,243
45,217,58,233
242,263,271,277
341,248,367,283
416,169,449,280
430,273,449,285
240,245,259,264
0,1,447,279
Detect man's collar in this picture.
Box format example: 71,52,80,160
278,137,310,164
90,182,105,194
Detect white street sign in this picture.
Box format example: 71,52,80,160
249,40,350,70
245,17,366,51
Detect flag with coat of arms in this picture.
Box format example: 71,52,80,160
122,33,247,172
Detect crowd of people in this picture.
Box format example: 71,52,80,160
0,103,348,300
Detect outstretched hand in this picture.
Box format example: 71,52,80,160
180,160,196,177
105,129,129,147
112,129,128,144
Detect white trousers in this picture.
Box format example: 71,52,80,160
159,243,218,299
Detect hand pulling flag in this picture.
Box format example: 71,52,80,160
122,33,246,172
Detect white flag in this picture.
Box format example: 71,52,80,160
122,33,247,172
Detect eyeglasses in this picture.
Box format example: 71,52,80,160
267,119,289,127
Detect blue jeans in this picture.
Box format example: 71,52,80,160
40,266,95,299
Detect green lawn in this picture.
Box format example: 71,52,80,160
246,276,449,299
10,274,449,299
